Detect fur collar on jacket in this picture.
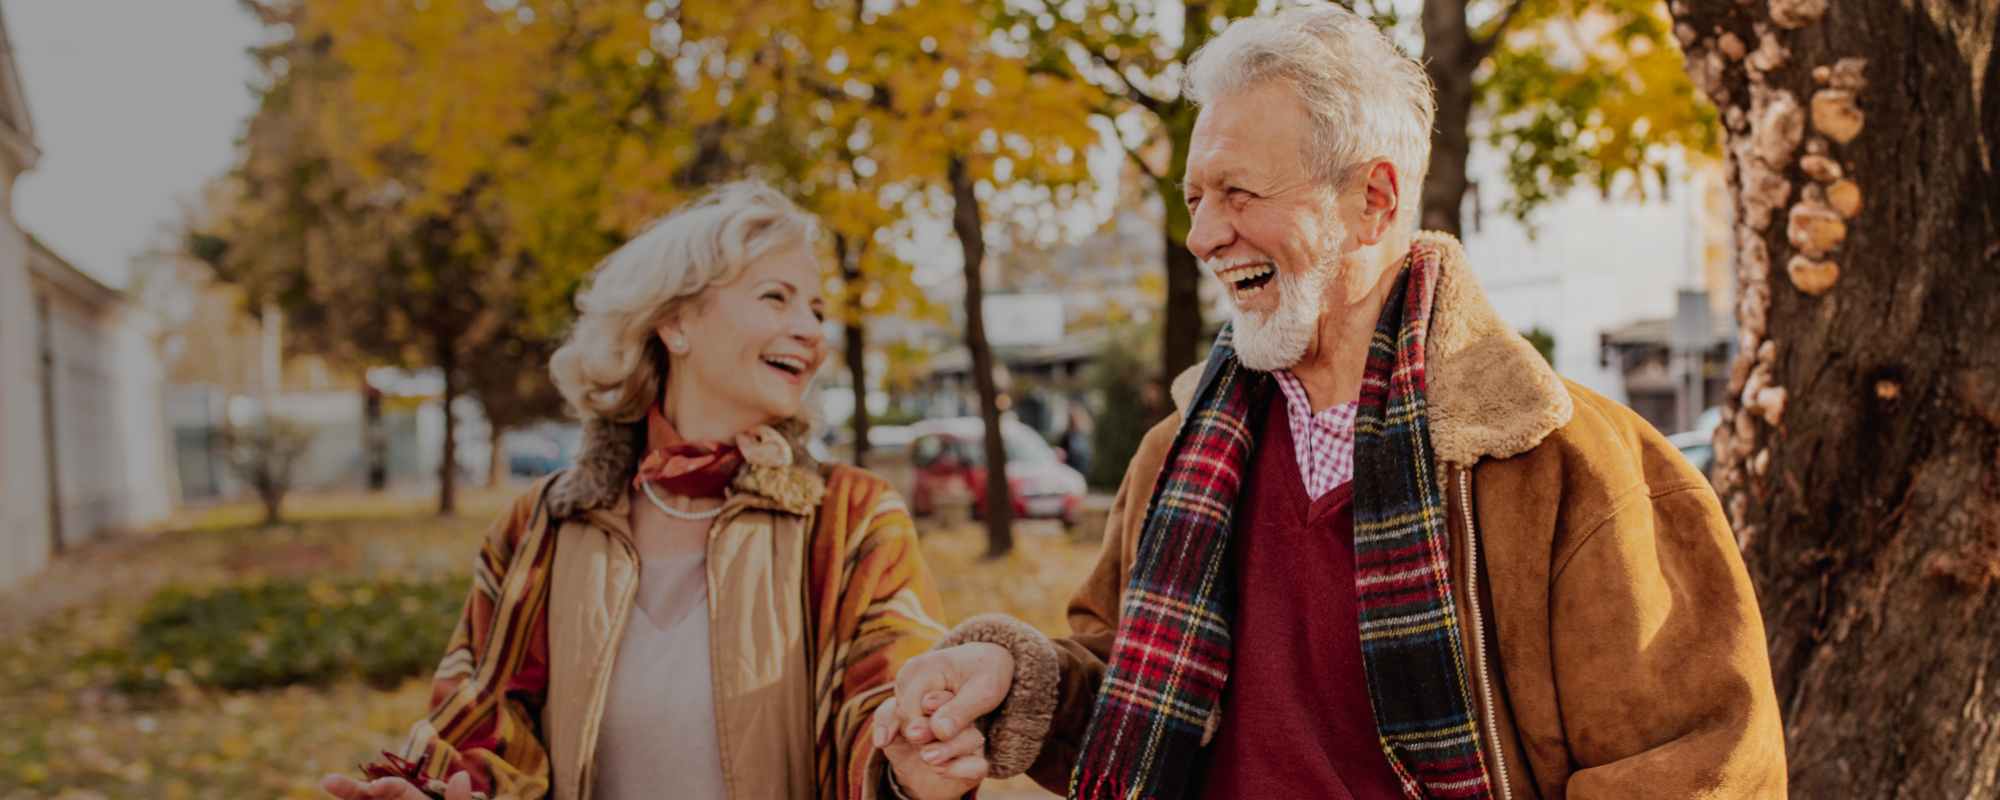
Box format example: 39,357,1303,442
546,415,827,519
1170,231,1573,467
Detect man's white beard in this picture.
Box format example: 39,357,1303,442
1230,255,1335,372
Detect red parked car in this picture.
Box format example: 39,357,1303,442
906,417,1087,526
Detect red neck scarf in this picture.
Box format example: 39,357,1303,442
632,402,744,499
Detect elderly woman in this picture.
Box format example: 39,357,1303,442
321,182,991,800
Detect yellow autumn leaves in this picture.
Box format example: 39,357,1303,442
281,0,1101,332
0,487,1093,799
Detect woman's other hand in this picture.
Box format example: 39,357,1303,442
874,694,989,799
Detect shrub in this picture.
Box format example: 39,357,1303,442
1085,327,1161,491
106,577,463,692
217,416,318,526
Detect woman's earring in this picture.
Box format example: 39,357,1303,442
667,335,689,354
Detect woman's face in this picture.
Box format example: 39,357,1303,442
660,243,830,429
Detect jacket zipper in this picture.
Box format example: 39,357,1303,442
575,533,640,800
1460,467,1514,800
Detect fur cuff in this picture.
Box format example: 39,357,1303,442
936,613,1060,779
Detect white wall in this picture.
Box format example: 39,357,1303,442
0,208,175,589
111,310,174,525
1456,152,1709,402
45,289,123,543
0,165,53,588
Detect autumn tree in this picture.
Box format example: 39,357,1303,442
825,0,1098,556
247,0,1095,556
462,324,567,487
1669,1,2000,794
1431,0,1718,229
197,1,538,515
1003,0,1254,403
650,0,1098,554
1001,0,1711,403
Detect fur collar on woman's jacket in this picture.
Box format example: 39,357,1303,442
547,416,827,519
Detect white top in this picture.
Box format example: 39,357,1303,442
590,549,727,800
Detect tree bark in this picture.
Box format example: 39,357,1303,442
1420,0,1478,238
259,482,284,527
1160,227,1202,413
1151,3,1224,403
845,321,869,463
949,156,1015,558
1156,99,1205,412
363,385,387,491
438,340,459,517
835,234,871,466
1673,1,2000,794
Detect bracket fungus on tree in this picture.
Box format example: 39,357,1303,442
1811,89,1865,144
1788,200,1847,259
1768,0,1828,29
1787,255,1840,295
1718,31,1747,61
1800,154,1842,182
1746,28,1790,76
1828,180,1862,218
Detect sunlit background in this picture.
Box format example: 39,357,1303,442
2,0,1735,796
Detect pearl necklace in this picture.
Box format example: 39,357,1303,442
640,480,725,521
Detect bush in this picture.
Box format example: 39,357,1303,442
105,577,464,692
1086,326,1163,491
218,416,318,525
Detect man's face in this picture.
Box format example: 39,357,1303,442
1182,83,1356,372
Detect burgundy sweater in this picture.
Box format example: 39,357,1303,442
1197,391,1405,799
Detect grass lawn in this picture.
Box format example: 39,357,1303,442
0,485,1094,799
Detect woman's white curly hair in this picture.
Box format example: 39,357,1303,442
549,180,819,422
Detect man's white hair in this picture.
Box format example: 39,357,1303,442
1184,4,1437,227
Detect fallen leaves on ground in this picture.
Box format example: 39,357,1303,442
0,488,1093,798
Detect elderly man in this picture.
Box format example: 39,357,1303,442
873,5,1786,799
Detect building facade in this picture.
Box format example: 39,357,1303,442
0,8,175,589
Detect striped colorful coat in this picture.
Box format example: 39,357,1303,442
363,418,947,799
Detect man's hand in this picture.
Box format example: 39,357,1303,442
874,642,1014,747
874,692,989,799
321,771,473,800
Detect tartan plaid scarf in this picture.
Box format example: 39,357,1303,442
1069,242,1493,800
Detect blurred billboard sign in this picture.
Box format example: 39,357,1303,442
983,294,1064,347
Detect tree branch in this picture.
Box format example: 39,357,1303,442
1471,0,1530,60
1122,142,1160,182
1074,40,1166,116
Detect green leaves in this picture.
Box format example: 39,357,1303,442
1478,0,1719,223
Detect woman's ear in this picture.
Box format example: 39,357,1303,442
657,319,691,356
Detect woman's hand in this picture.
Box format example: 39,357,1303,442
876,642,1014,746
874,692,989,799
321,771,473,800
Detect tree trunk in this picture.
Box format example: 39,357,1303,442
1155,101,1204,418
1160,228,1203,413
363,385,387,491
950,156,1015,558
1673,1,2000,794
487,422,507,489
845,322,869,464
1420,0,1478,238
438,342,459,516
835,234,871,466
260,485,284,527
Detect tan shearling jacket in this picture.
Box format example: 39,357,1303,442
963,233,1788,799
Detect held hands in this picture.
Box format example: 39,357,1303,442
870,642,1018,799
321,771,473,800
